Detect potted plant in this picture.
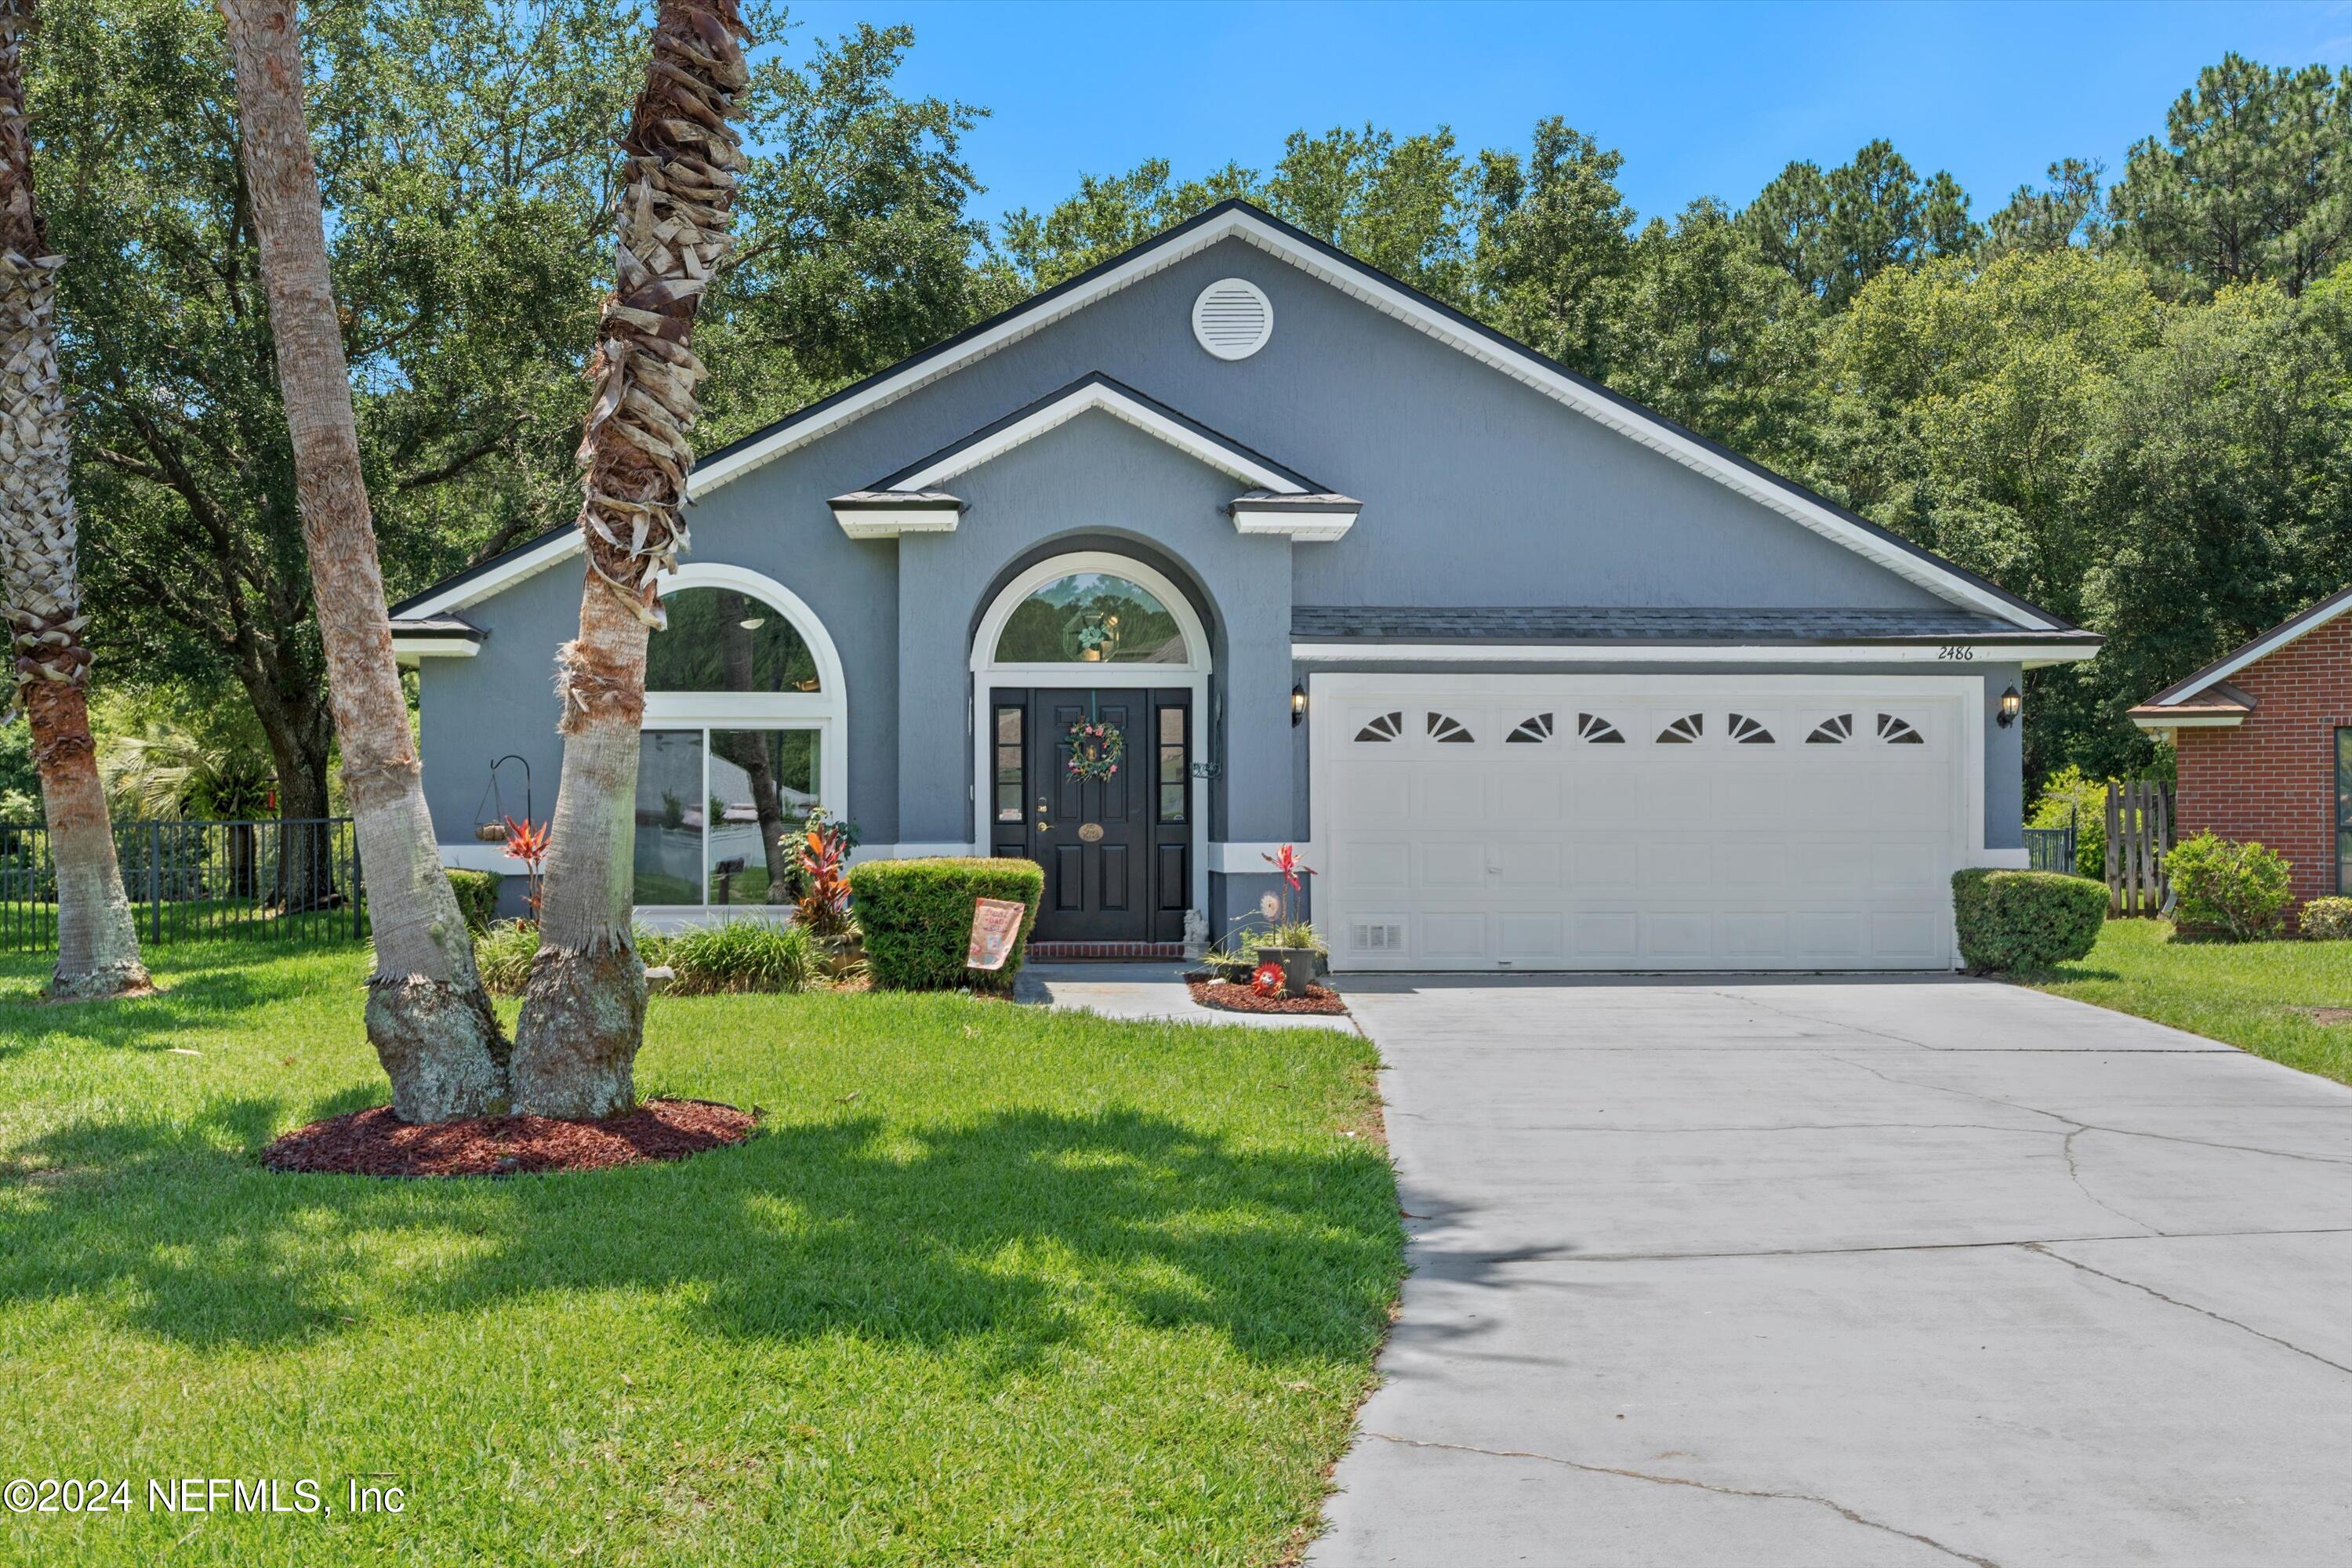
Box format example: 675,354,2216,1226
1255,844,1320,998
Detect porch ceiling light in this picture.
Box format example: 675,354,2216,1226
1998,684,2022,728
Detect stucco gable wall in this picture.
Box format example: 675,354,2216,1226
690,233,1951,615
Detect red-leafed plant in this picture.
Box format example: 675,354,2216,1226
502,815,550,920
795,810,855,939
1261,842,1314,927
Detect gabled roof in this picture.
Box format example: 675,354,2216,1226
870,372,1325,494
2137,583,2352,712
394,199,2074,630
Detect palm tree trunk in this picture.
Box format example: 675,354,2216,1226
216,0,506,1121
512,0,750,1118
0,0,147,1000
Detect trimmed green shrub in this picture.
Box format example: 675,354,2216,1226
2165,832,2292,942
1951,868,2107,973
474,918,539,996
447,868,505,934
2026,765,2108,880
2301,897,2352,941
847,856,1044,993
665,919,816,995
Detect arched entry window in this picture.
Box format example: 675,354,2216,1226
991,572,1191,666
633,565,847,910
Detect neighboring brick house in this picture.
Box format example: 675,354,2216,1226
2129,584,2352,909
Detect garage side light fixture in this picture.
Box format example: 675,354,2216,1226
1290,684,1306,727
1998,684,2022,728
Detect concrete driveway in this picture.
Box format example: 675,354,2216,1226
1312,975,2352,1568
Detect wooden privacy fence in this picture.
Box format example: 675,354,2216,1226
2104,780,2174,917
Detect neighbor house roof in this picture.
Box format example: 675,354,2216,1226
2130,583,2352,732
391,200,2079,633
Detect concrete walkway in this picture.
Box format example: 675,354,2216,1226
1312,975,2352,1568
1016,961,1352,1030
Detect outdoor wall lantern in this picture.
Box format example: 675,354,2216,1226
1998,685,2023,728
1290,684,1307,727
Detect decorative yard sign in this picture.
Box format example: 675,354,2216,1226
967,898,1027,971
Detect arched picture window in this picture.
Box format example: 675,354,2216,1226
992,572,1190,665
628,575,844,909
644,586,821,693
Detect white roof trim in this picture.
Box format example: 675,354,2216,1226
891,379,1307,495
2131,713,2249,733
401,205,2056,629
2146,589,2352,706
390,636,480,662
1231,501,1356,543
1293,641,2097,667
397,529,579,619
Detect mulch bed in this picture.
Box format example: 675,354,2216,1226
1187,978,1348,1016
261,1097,755,1178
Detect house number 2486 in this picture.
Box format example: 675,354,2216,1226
1936,645,1976,661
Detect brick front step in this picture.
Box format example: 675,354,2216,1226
1028,941,1185,961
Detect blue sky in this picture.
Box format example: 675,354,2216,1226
781,0,2352,228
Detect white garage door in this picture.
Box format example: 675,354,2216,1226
1315,677,1974,971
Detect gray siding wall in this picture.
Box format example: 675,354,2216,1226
420,233,2018,904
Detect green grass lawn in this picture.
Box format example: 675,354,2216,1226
0,939,1399,1566
2021,916,2352,1085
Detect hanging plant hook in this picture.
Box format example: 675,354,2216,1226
472,754,533,842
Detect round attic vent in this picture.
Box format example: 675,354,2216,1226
1192,278,1272,361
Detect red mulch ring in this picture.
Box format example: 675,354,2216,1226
261,1097,755,1179
1188,978,1349,1016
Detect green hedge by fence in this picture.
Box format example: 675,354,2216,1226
447,869,504,935
1951,868,2107,973
846,857,1044,993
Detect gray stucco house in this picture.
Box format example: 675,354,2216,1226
390,201,2100,969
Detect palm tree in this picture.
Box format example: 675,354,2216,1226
0,0,148,1000
216,0,506,1120
511,0,750,1117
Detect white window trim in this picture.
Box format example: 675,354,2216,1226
970,551,1211,916
637,563,849,908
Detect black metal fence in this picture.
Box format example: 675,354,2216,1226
0,817,365,956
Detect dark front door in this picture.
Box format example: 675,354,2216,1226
989,687,1190,944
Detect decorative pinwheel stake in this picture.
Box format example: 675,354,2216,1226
1261,843,1314,927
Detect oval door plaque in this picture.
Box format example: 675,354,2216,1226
1077,822,1105,843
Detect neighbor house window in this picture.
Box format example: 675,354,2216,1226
2338,727,2351,893
991,572,1189,664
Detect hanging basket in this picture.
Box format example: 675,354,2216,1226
472,755,532,844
